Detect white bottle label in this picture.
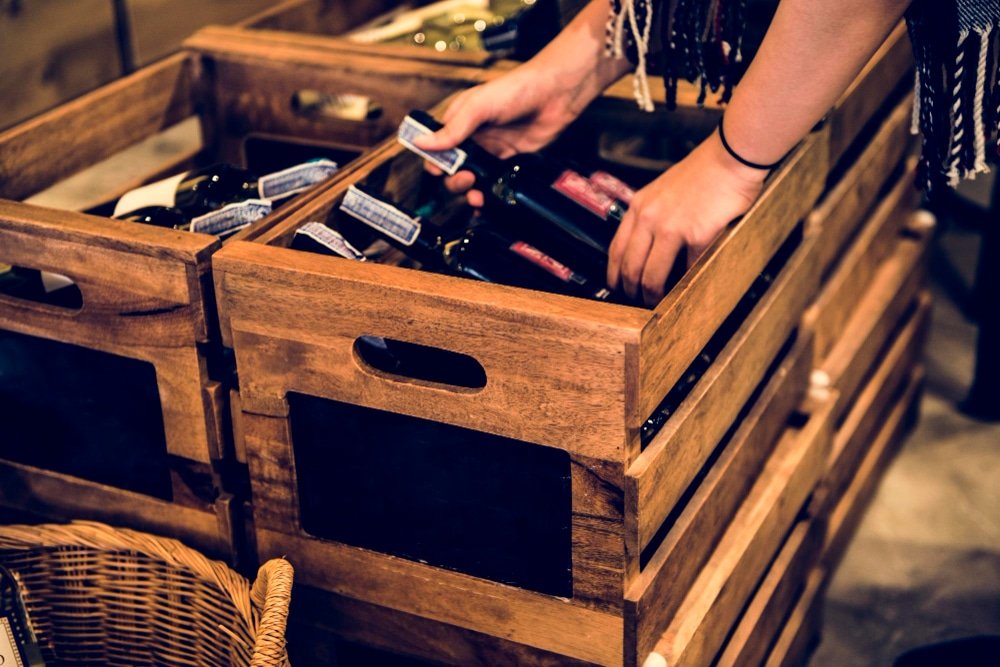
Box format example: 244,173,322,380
112,171,189,217
257,159,339,201
190,199,272,236
295,222,366,260
39,271,75,294
397,115,467,176
0,616,24,667
340,186,421,246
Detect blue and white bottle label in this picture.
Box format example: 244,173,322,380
190,199,272,236
340,186,422,246
295,222,366,260
397,115,468,176
257,159,339,200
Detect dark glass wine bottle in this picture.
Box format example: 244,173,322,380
0,565,46,666
338,185,609,301
112,159,338,219
114,206,189,230
398,110,628,275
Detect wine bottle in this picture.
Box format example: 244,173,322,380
338,185,449,271
114,200,273,238
112,159,338,218
338,185,610,300
291,222,367,260
291,91,383,121
398,110,627,274
115,206,188,230
445,223,611,300
0,565,46,666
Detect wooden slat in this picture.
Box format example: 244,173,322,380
643,394,836,667
185,25,497,85
763,568,826,667
0,53,196,200
628,228,819,558
290,586,597,667
255,528,623,666
0,461,234,559
807,158,920,361
818,222,932,422
823,367,925,572
817,294,931,519
625,330,814,666
634,129,828,443
808,95,916,281
715,520,823,667
827,23,913,168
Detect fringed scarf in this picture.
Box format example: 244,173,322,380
907,0,1000,192
606,0,1000,192
605,0,749,110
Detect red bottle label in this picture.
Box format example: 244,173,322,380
552,170,616,218
588,171,635,205
510,241,583,284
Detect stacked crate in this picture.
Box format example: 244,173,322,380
0,40,493,561
207,22,926,667
713,24,927,667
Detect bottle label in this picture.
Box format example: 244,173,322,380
397,115,468,176
0,616,24,667
295,222,366,260
112,171,188,217
190,199,272,236
510,241,585,285
40,271,75,294
257,159,339,201
552,170,617,218
588,171,635,205
340,185,422,246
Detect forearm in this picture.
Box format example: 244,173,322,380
724,0,911,164
521,0,632,115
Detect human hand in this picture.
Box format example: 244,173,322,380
607,130,768,306
412,66,587,206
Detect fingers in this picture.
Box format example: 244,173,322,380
412,97,486,153
617,225,654,300
607,208,637,288
641,231,685,306
443,170,476,194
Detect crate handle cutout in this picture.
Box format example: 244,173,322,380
353,335,488,390
291,91,384,123
0,263,82,310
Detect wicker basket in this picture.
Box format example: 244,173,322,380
0,521,292,666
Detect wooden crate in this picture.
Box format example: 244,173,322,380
0,45,488,559
714,519,825,667
812,215,933,423
639,392,836,667
214,84,826,661
0,0,120,131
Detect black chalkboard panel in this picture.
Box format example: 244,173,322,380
0,329,171,500
289,392,573,597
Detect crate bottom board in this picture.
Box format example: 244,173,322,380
0,461,238,561
287,586,596,667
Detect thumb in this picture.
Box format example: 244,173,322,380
412,107,486,152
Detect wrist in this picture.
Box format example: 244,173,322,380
705,129,770,188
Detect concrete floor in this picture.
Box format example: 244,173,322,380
810,211,1000,665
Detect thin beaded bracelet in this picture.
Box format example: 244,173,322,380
717,117,784,171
